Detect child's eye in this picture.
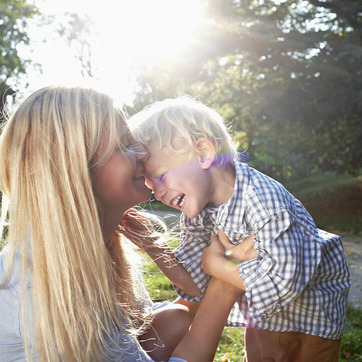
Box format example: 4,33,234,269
152,173,165,184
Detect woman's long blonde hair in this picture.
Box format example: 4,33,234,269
0,86,148,361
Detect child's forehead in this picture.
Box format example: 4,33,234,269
144,141,191,177
147,131,186,151
143,154,167,180
146,141,191,161
145,142,172,170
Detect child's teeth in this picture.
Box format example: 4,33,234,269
171,194,184,207
171,195,181,206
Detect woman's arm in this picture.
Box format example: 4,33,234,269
171,277,241,362
119,209,201,296
145,243,201,297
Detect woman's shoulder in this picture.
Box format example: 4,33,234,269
0,244,21,310
0,245,22,292
0,247,25,359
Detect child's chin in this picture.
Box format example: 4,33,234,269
184,210,198,219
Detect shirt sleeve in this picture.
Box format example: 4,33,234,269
172,213,213,302
240,210,322,322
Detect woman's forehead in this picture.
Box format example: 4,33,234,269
111,115,129,141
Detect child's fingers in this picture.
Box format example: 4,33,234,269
217,229,233,249
243,234,254,245
210,234,220,245
244,235,258,259
210,235,225,254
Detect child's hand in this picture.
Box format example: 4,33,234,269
202,233,249,291
117,209,159,251
202,235,224,275
218,230,258,262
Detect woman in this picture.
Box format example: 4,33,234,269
0,86,240,361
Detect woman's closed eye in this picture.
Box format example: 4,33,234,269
125,143,149,160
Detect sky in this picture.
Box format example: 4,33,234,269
19,0,204,104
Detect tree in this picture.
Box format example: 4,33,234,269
133,0,362,182
0,0,38,115
55,12,95,78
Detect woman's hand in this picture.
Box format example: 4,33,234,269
117,208,159,251
120,209,201,297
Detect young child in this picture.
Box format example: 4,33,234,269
129,96,351,361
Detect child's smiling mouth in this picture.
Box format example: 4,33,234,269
171,193,185,208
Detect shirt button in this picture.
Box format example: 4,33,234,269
247,188,254,196
261,262,268,271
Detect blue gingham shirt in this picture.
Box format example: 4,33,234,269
174,161,350,339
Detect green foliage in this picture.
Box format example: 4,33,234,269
54,12,95,77
340,306,362,362
143,260,178,302
132,0,362,182
0,0,38,118
214,327,245,361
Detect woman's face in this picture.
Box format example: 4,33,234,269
92,129,151,233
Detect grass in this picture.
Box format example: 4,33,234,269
284,173,359,194
340,306,362,362
289,176,362,235
139,197,173,212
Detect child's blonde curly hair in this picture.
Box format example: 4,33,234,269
129,96,237,166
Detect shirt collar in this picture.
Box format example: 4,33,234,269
205,161,250,216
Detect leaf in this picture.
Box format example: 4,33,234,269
342,351,351,358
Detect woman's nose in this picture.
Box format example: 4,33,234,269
132,142,149,161
153,183,166,202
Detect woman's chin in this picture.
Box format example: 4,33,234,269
139,187,153,204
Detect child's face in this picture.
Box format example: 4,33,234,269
143,142,213,219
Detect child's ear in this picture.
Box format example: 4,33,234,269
194,138,216,170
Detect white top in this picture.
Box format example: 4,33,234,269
0,246,185,362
